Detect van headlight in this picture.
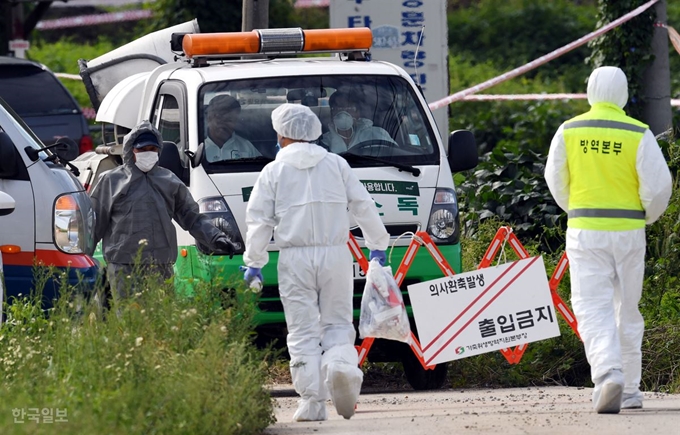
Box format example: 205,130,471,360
427,188,460,244
197,196,245,256
53,192,94,254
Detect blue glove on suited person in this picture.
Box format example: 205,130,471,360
241,266,264,285
369,250,387,266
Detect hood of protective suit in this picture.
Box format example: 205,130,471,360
587,66,628,109
276,142,328,169
122,121,164,165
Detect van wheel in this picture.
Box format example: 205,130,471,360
401,351,448,390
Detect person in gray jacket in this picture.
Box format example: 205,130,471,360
90,121,237,300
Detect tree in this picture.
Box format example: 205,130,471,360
588,0,672,133
149,0,294,35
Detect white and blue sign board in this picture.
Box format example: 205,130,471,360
407,256,561,365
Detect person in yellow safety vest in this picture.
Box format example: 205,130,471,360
545,66,672,414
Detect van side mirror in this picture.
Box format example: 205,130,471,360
53,137,80,162
24,137,79,163
0,191,16,216
447,130,478,173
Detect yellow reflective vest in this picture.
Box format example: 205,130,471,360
563,102,647,231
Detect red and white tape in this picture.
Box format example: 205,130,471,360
429,0,660,110
36,10,153,30
459,93,680,107
295,0,330,7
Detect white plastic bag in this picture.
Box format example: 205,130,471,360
358,258,410,343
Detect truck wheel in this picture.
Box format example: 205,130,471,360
401,351,449,390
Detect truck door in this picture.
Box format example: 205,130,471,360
151,81,189,184
0,128,36,297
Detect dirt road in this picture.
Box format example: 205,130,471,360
264,385,680,434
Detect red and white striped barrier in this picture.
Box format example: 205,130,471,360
429,0,660,110
36,9,153,30
295,0,330,7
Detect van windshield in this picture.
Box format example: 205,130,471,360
198,75,439,172
0,66,80,116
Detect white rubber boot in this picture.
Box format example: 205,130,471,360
593,369,624,414
621,391,643,409
290,354,327,422
322,344,363,420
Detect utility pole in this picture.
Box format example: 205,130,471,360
641,0,672,135
242,0,269,32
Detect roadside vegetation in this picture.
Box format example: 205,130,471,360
0,267,274,434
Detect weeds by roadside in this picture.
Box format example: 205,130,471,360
0,264,275,434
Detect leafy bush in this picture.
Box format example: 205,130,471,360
448,54,591,155
448,0,596,90
0,266,274,434
453,95,585,245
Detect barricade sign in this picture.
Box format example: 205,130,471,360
408,256,561,366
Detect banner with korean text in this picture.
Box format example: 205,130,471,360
408,256,560,366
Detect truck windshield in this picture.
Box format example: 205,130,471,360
198,75,439,172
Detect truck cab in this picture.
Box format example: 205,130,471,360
73,23,478,390
0,97,98,310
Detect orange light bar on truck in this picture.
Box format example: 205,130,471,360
182,27,372,58
303,28,372,52
182,32,261,57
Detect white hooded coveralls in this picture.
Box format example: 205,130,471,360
544,67,672,398
244,141,389,420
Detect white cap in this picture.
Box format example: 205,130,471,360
271,103,322,142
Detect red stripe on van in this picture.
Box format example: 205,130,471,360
2,249,95,268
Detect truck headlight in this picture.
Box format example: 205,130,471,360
54,193,94,254
427,188,460,244
197,196,245,256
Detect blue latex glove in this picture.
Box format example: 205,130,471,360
369,250,387,266
241,266,263,284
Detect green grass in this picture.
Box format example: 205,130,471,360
0,265,274,434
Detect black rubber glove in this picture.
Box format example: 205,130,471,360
213,235,237,259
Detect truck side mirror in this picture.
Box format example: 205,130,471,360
447,130,478,173
0,191,16,216
185,143,204,168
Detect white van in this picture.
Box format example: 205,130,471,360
73,23,478,390
0,190,16,324
0,97,98,309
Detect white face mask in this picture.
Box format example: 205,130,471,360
134,151,159,172
333,111,354,131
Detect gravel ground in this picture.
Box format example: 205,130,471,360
264,385,680,434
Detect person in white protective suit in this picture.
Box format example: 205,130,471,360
243,103,389,421
544,66,672,414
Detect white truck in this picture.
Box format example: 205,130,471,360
73,21,478,390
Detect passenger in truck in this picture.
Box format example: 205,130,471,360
320,89,395,154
